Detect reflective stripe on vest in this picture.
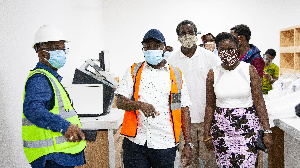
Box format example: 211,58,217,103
132,62,144,84
26,70,77,119
121,62,182,143
170,66,182,110
23,136,67,148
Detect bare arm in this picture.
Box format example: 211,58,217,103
270,77,278,84
116,94,159,118
116,94,140,111
249,66,270,130
203,69,216,138
180,106,193,167
263,73,278,84
250,65,272,150
181,106,192,143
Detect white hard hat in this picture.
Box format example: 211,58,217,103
33,25,68,48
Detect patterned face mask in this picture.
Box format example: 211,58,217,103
178,34,198,48
219,49,238,66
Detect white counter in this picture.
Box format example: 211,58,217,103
274,117,300,141
264,91,300,128
261,93,300,167
79,108,125,130
274,117,300,167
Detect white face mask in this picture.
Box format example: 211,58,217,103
204,42,216,52
178,34,198,48
219,49,238,66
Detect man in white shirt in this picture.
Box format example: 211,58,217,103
115,29,193,168
167,20,221,168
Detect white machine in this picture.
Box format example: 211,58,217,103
69,58,118,117
65,84,104,116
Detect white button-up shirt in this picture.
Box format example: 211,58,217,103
115,62,191,149
167,47,221,123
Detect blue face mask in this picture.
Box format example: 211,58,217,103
44,50,66,69
144,50,164,65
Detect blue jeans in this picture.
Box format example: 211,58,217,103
122,138,177,168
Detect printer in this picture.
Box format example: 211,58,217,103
68,58,118,117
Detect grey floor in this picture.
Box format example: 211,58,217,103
174,150,183,168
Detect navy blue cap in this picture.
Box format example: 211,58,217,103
141,29,165,44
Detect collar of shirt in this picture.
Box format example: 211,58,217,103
34,62,63,82
144,61,169,71
179,47,200,60
265,62,275,68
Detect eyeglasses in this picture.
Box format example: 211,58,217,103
40,42,69,53
42,47,69,54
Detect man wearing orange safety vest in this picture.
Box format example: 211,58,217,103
115,29,193,168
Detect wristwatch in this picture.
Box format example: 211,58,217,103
185,142,194,149
264,130,272,134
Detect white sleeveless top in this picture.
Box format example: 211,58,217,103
213,61,253,108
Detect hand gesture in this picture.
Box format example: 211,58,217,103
263,73,272,81
139,102,160,118
263,133,272,153
204,138,214,152
64,124,85,142
181,144,192,167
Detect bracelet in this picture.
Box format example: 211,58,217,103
184,142,194,149
264,130,272,134
203,137,212,142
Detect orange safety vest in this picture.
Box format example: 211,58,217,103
120,61,183,143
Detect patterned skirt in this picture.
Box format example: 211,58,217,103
211,106,260,168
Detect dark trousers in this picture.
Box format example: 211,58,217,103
43,160,74,168
122,138,177,168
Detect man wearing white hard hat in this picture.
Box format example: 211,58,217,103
22,25,86,168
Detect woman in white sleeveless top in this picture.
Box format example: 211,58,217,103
203,32,272,167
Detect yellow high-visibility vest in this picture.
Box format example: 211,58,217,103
22,69,86,163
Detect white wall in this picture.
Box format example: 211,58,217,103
103,0,300,78
1,0,300,167
0,0,104,167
